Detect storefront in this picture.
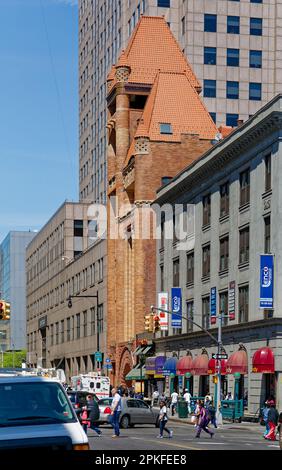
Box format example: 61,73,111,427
176,352,193,395
191,349,209,397
145,356,166,397
252,347,275,405
162,356,178,393
226,344,248,401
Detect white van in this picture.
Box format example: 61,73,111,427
0,376,89,450
71,373,110,398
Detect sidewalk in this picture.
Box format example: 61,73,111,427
168,413,262,432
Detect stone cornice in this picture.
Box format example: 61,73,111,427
154,318,282,351
156,110,282,205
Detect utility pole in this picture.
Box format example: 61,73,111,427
150,305,232,426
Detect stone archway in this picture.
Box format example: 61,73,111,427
119,348,133,387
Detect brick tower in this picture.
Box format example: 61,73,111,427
106,16,218,386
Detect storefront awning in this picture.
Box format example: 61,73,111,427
226,345,248,374
145,356,166,378
176,354,193,375
162,356,178,376
125,365,146,381
208,358,227,375
191,352,209,375
252,347,275,373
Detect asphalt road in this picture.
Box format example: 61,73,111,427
87,421,280,451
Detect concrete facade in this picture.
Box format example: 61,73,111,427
0,231,36,351
26,202,107,381
154,94,282,415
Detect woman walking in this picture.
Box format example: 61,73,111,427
157,400,173,439
195,400,214,439
265,400,279,441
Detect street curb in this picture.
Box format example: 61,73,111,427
168,416,262,431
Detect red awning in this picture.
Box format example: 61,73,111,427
208,358,227,375
191,353,209,376
226,348,248,375
176,355,193,375
252,347,275,373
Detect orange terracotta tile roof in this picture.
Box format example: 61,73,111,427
137,71,218,143
108,16,201,92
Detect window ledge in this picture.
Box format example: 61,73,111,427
159,247,164,253
186,281,194,288
262,189,272,199
202,224,211,232
98,279,103,284
238,261,249,270
201,275,210,283
219,214,229,224
239,203,250,213
219,268,229,277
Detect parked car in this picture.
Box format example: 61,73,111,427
67,390,98,412
98,397,159,428
0,376,89,450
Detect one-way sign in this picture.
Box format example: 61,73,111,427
212,353,228,360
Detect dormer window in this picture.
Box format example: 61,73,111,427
160,123,173,134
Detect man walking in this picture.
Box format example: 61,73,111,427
81,395,102,436
170,390,179,416
110,387,122,438
265,400,279,441
183,389,191,415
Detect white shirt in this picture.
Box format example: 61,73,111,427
153,391,159,398
159,405,168,420
183,392,191,403
111,392,122,412
171,392,178,404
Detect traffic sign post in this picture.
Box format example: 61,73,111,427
212,353,228,360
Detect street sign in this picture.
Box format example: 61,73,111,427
105,358,111,363
95,351,103,362
212,353,228,360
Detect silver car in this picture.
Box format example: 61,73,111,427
98,397,159,429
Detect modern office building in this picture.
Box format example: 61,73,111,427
26,202,107,379
0,231,36,351
154,94,282,415
79,0,281,204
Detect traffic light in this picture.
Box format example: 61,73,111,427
153,315,161,333
0,301,5,320
144,314,154,332
4,302,10,320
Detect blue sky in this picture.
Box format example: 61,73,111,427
0,0,78,243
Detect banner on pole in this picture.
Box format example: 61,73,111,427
260,254,274,308
158,292,168,331
171,288,182,328
210,287,217,325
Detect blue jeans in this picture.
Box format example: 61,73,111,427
82,422,101,435
159,419,170,436
110,410,121,436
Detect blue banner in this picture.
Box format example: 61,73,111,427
171,288,182,328
210,287,217,324
260,254,274,308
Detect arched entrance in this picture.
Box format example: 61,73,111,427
119,348,133,387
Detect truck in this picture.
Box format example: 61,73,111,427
70,372,110,399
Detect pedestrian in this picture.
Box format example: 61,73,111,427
152,388,159,406
157,399,173,439
170,390,178,416
110,387,122,438
225,392,233,400
183,389,192,415
81,395,102,436
261,400,270,439
265,400,279,441
204,392,212,409
195,400,214,439
207,400,217,428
